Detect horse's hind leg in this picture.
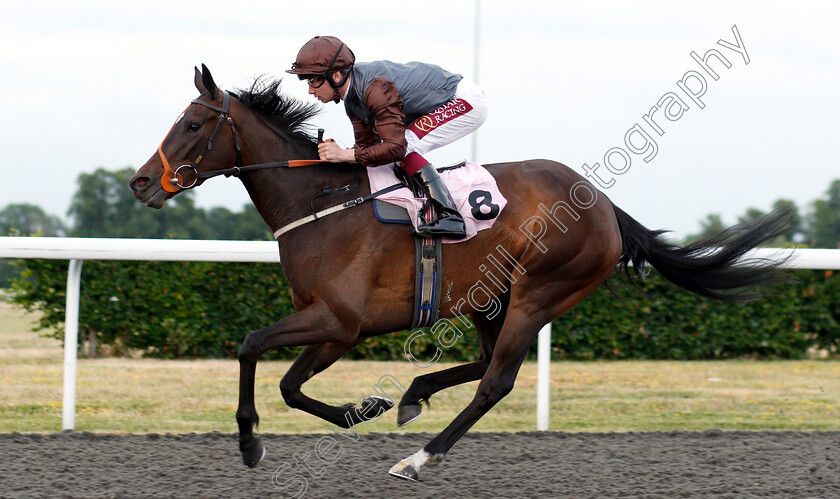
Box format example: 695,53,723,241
397,302,505,426
280,341,394,428
397,360,486,426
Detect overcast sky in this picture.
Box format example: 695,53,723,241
1,0,838,239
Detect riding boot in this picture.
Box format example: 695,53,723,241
411,163,467,239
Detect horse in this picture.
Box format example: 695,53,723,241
129,65,792,481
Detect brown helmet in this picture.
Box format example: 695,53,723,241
287,36,355,76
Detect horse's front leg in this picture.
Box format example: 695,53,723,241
236,301,354,468
237,352,264,467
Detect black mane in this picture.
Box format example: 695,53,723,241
234,77,321,145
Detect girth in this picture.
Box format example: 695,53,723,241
412,217,443,329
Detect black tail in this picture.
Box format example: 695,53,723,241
612,205,795,302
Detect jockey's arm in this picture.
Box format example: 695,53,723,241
351,78,408,166
320,78,407,165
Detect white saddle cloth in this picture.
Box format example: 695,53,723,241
367,162,507,243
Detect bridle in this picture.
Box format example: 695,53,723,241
153,88,407,240
157,91,324,192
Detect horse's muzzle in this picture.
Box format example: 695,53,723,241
129,172,169,209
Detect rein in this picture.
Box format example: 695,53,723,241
157,91,325,192
175,158,327,189
156,88,406,238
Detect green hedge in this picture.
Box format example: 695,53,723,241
10,259,840,360
12,260,296,359
550,270,839,360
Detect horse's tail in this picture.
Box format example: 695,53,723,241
611,204,795,302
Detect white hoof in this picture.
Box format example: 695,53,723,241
387,449,445,481
388,460,419,481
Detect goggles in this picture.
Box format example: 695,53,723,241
306,75,327,89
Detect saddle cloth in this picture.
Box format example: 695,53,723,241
367,161,507,243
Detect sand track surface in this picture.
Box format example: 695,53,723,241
1,431,839,498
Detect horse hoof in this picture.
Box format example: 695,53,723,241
397,404,422,427
358,395,394,421
388,460,419,481
241,439,266,468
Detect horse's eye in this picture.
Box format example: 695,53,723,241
186,122,201,133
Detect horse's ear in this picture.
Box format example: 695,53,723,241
200,63,218,99
194,66,205,94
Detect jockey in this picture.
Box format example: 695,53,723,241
287,35,489,239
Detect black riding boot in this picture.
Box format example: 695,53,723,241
411,163,467,239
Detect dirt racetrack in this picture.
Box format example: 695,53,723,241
1,430,838,498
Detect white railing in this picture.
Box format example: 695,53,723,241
2,237,839,432
1,237,278,430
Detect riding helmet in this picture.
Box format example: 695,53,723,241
287,36,355,76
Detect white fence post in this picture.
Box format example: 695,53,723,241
62,259,83,430
536,323,551,431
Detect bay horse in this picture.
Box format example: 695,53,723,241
130,65,791,481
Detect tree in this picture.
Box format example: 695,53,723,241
206,205,272,241
685,213,725,243
68,168,211,239
66,167,272,240
0,204,66,236
687,199,804,247
0,204,67,288
735,202,801,247
770,199,802,243
805,180,840,248
233,204,273,241
737,207,766,225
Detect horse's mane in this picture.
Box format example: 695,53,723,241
234,77,320,145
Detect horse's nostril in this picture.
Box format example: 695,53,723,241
131,176,150,190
